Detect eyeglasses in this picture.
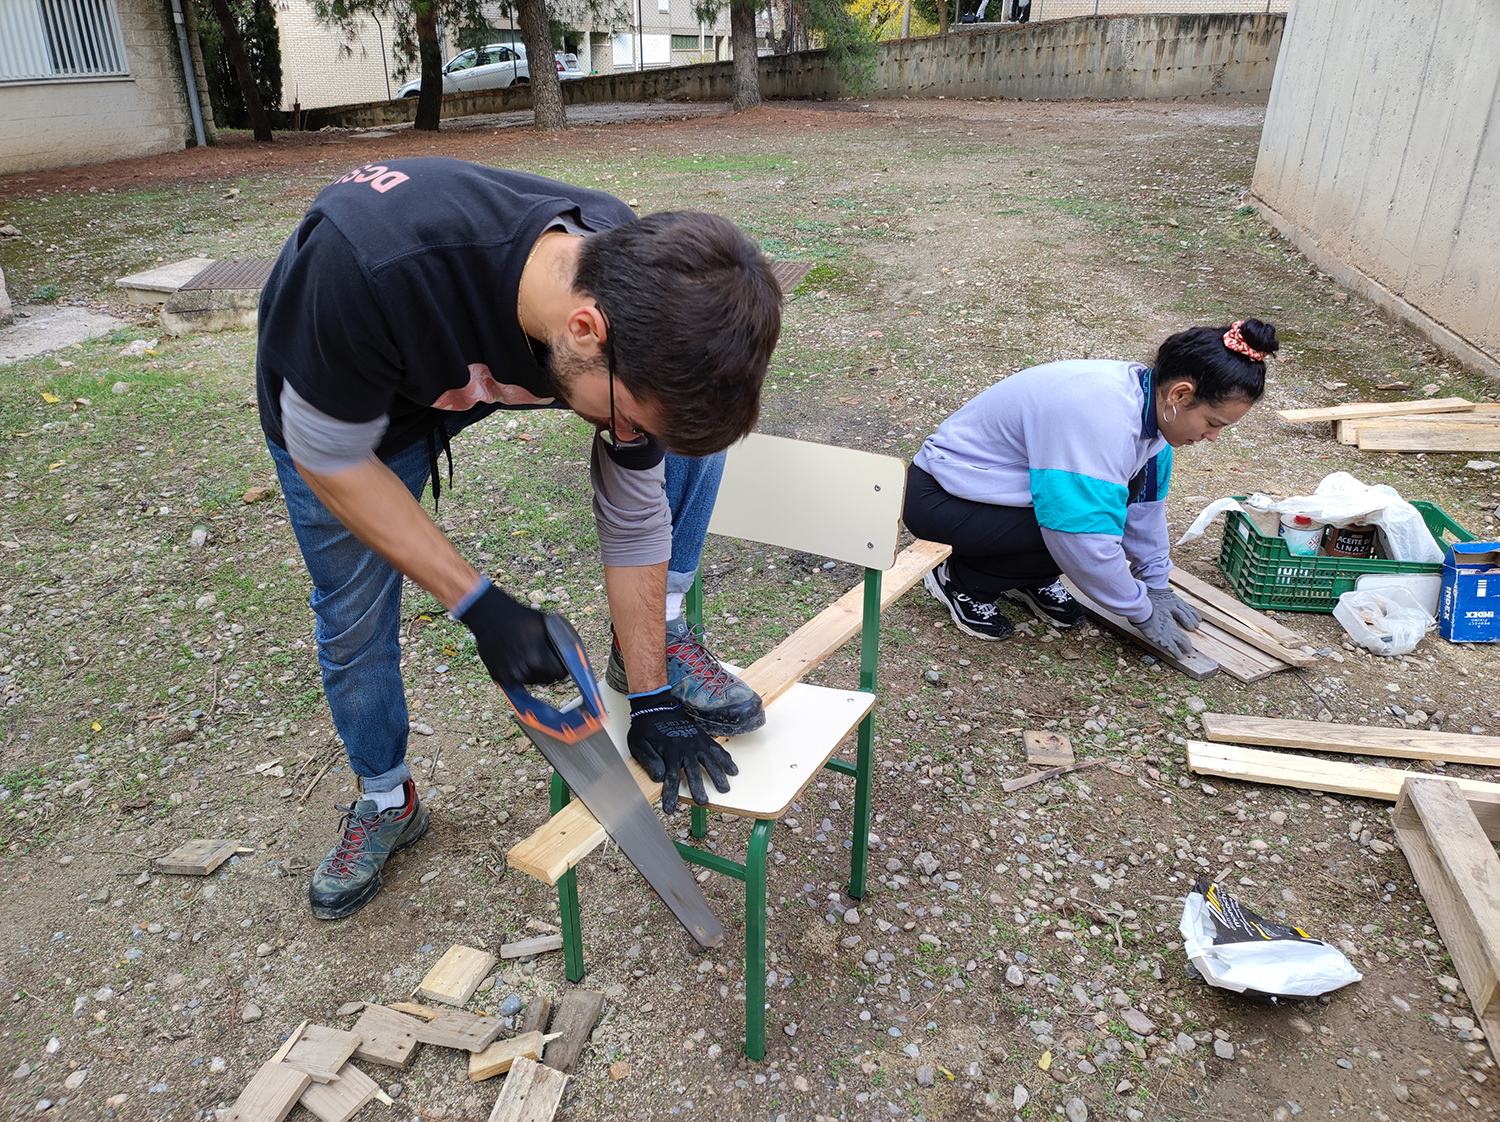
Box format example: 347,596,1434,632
596,302,651,451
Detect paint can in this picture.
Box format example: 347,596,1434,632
1279,513,1324,557
1325,521,1377,559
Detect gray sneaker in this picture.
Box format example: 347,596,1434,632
605,619,766,737
309,780,429,920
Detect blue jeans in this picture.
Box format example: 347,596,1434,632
271,440,725,791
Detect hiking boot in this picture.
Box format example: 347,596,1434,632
309,779,429,921
923,561,1014,641
605,618,765,737
1003,578,1086,629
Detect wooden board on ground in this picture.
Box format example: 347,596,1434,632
1024,731,1074,767
521,997,552,1035
1275,397,1475,424
468,1030,558,1082
226,1062,311,1122
1202,712,1500,766
1166,569,1314,661
500,935,563,960
350,1005,421,1069
400,1007,505,1051
1335,403,1500,443
542,989,606,1072
299,1062,382,1122
415,945,496,1007
155,838,243,875
1186,741,1500,827
487,1056,570,1122
281,1024,361,1081
1187,619,1291,683
1358,422,1500,453
1061,578,1219,680
1393,777,1500,1065
1002,758,1105,793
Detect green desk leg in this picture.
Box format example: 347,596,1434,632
550,771,586,984
691,803,708,840
745,819,774,1061
848,566,881,901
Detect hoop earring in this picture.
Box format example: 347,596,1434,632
1165,404,1178,424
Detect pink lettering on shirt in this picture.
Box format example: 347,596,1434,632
334,164,410,194
432,364,555,411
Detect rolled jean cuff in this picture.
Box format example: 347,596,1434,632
361,761,411,794
666,569,698,595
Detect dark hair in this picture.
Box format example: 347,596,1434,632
1153,318,1279,406
575,211,782,457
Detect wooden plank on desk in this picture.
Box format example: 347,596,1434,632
1276,398,1474,424
1202,712,1500,767
1399,777,1500,1023
415,944,495,1007
487,1056,569,1122
1062,578,1219,680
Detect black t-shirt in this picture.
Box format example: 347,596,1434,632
256,159,639,461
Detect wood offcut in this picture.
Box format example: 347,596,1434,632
487,1056,570,1122
415,944,496,1007
1202,712,1500,766
468,1030,561,1081
350,1005,421,1069
299,1062,383,1122
521,997,553,1034
155,838,248,875
543,989,606,1072
1062,578,1219,679
500,935,564,960
280,1024,361,1082
225,1061,311,1122
1024,731,1074,767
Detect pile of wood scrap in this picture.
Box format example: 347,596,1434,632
1063,569,1315,683
1277,397,1500,453
225,943,604,1122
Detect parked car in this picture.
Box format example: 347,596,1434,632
397,43,528,97
556,52,584,79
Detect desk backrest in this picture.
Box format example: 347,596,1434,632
706,433,908,570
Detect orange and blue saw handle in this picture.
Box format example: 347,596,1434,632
498,614,609,744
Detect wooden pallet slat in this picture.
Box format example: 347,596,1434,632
156,838,245,875
1202,712,1500,766
415,945,496,1007
281,1024,361,1082
521,997,553,1035
299,1062,382,1122
500,935,564,960
468,1030,560,1082
1062,577,1220,680
1276,397,1475,424
542,989,606,1073
487,1056,569,1122
1357,423,1500,453
226,1062,312,1122
349,1005,421,1069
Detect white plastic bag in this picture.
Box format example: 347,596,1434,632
1333,587,1434,656
1180,880,1361,999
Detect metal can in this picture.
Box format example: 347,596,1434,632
1325,521,1377,559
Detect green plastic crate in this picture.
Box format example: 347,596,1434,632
1216,498,1473,613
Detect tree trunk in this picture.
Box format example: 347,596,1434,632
729,0,759,111
900,0,911,37
938,0,948,34
517,0,567,130
208,0,271,141
413,3,442,132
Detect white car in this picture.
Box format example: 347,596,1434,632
397,46,585,97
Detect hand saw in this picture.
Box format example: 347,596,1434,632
500,615,725,949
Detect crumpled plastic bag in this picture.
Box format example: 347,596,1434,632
1177,472,1443,563
1180,879,1361,999
1333,587,1434,656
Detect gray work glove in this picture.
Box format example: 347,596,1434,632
1146,586,1203,631
1138,601,1196,658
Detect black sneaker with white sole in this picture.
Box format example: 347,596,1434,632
1002,578,1086,629
923,561,1014,641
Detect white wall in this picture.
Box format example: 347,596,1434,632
1252,0,1500,378
276,0,405,110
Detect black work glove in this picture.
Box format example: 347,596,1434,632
1146,586,1203,631
626,687,738,814
1137,602,1197,659
457,583,568,686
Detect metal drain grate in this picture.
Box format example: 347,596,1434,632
769,260,814,295
178,258,276,292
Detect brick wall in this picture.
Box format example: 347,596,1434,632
0,0,199,175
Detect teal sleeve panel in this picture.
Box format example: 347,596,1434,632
1029,468,1128,535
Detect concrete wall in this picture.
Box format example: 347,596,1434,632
305,13,1283,128
0,0,206,174
1252,0,1500,381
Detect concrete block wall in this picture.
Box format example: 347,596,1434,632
1252,0,1500,381
304,13,1283,129
0,0,199,174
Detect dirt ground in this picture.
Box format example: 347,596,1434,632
1,98,1498,1122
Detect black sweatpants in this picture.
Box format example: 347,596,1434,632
902,464,1062,600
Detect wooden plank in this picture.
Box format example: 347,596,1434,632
1202,712,1500,766
500,935,563,960
542,989,606,1073
415,945,496,1007
1400,777,1500,1021
487,1056,569,1122
1001,757,1106,793
1393,786,1500,842
403,1008,505,1051
468,1030,559,1082
1061,578,1219,680
1166,571,1314,664
1275,397,1475,424
226,1062,311,1122
299,1062,381,1122
1187,619,1290,683
1167,568,1310,649
505,538,950,884
281,1024,361,1081
1024,731,1073,767
349,1005,421,1069
1337,404,1500,444
155,838,242,875
388,1001,444,1020
1186,740,1500,814
521,997,552,1035
1358,423,1500,453
268,1020,308,1066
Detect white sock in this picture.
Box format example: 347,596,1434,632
366,784,408,812
665,591,685,621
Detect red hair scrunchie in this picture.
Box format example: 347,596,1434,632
1223,320,1267,362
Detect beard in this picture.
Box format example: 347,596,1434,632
542,335,603,410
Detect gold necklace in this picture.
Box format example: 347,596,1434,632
516,230,552,346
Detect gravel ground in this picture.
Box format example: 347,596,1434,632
0,98,1497,1122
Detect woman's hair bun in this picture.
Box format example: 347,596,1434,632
1239,318,1279,356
